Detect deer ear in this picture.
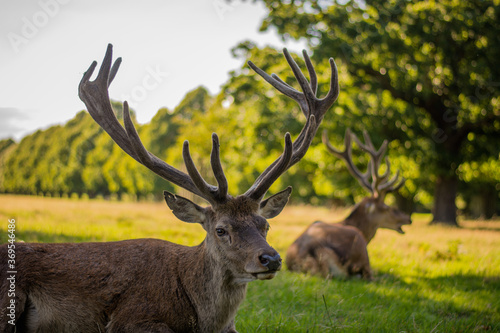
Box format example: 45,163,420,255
259,186,292,219
164,191,206,224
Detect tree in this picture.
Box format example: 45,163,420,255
258,0,500,225
0,139,16,193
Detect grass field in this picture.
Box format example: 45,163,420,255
1,194,499,332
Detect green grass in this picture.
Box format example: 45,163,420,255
1,194,499,332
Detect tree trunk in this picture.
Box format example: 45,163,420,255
431,175,459,226
483,185,497,219
469,185,498,219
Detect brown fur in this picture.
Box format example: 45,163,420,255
287,222,371,279
286,197,411,280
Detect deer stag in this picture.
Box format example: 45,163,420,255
286,129,411,279
0,44,339,333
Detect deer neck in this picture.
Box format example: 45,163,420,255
341,201,378,243
182,241,247,332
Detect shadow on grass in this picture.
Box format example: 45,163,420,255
238,270,500,332
414,272,500,293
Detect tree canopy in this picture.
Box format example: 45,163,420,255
256,0,500,224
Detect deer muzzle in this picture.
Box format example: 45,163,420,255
246,250,282,281
259,253,282,271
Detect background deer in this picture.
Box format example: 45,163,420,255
286,129,411,279
0,44,338,333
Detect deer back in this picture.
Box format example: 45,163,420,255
286,221,371,279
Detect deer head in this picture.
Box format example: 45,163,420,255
79,44,339,282
322,129,411,242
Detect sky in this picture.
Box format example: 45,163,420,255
0,0,306,141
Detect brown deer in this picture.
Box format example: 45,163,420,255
286,129,411,279
0,45,339,333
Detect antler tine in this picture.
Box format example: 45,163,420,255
303,50,318,96
270,73,292,89
351,131,388,163
380,156,391,178
182,141,221,206
271,50,318,96
322,128,346,156
351,130,391,194
282,48,318,115
378,171,406,196
322,57,340,115
361,130,376,150
322,129,373,193
122,101,153,165
247,60,303,105
210,133,229,202
244,49,339,200
376,155,407,198
79,44,229,205
96,44,113,84
108,56,121,87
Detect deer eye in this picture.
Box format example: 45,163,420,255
216,228,226,236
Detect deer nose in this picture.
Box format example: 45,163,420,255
259,254,282,271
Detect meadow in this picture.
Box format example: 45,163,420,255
0,194,499,332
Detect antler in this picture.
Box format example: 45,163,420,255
79,44,228,206
323,128,373,192
244,49,339,201
323,129,405,199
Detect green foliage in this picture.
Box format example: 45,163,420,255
257,0,500,221
0,138,16,192
1,103,146,198
0,138,15,156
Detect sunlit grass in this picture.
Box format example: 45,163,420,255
1,194,499,332
0,194,205,244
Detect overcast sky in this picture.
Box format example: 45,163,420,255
0,0,306,141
